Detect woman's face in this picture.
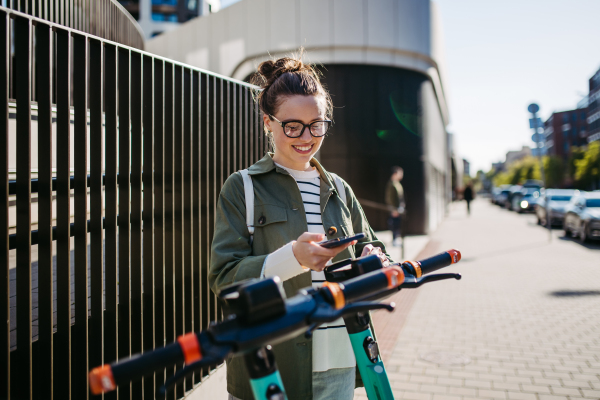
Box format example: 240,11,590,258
264,95,326,171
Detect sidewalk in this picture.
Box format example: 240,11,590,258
357,199,600,400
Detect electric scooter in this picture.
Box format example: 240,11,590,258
89,250,462,400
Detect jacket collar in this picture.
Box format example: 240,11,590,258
247,153,339,212
247,154,331,184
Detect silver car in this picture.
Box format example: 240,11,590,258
564,192,600,243
535,189,578,226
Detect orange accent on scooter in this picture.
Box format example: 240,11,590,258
382,266,405,288
323,281,346,310
447,249,461,264
89,364,116,395
177,333,203,365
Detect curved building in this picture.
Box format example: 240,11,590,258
147,0,450,234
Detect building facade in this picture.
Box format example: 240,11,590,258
146,0,451,235
544,108,589,158
119,0,221,39
587,67,600,143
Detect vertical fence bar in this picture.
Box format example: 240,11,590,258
209,75,216,325
182,67,193,392
199,72,209,379
162,60,175,400
72,32,89,400
54,26,71,400
129,49,143,400
142,53,155,400
103,42,118,400
35,20,53,400
153,57,165,395
191,70,201,386
117,46,131,400
15,15,32,400
0,11,10,399
173,64,183,397
88,37,103,392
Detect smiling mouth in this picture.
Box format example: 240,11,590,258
292,144,314,153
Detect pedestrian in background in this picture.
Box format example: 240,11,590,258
463,183,474,215
385,166,405,247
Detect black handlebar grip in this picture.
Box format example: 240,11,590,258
414,249,461,276
339,267,404,304
90,333,201,394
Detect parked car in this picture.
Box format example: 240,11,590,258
515,186,542,213
563,192,600,242
505,185,523,210
491,185,511,205
535,189,578,226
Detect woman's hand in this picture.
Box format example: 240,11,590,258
361,244,390,267
292,232,356,272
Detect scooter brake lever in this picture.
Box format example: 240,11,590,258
400,273,461,288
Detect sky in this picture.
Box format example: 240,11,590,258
434,0,600,174
220,0,600,174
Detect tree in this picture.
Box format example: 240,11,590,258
543,156,564,188
574,141,600,190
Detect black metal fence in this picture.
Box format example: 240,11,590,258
3,0,144,49
1,6,266,400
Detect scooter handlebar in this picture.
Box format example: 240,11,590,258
400,249,461,278
89,333,202,395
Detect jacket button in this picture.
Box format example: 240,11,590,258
327,227,337,236
258,216,266,225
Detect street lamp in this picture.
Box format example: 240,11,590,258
528,103,551,241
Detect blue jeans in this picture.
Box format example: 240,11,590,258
313,367,355,400
228,367,355,400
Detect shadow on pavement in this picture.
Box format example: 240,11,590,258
549,290,600,297
557,235,600,250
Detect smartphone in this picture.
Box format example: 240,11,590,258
317,233,366,249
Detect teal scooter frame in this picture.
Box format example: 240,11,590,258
245,314,392,400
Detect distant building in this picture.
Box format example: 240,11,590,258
587,66,600,143
544,108,589,158
119,0,220,39
505,146,531,166
491,161,505,172
463,159,471,178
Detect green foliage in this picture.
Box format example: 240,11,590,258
490,156,564,188
543,156,564,188
574,141,600,189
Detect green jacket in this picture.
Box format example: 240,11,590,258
209,154,391,400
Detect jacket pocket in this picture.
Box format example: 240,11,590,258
254,203,288,227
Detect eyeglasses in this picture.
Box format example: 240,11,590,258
269,114,332,138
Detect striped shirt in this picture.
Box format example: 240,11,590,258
275,164,355,372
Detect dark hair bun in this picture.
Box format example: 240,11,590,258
251,51,332,120
257,57,310,87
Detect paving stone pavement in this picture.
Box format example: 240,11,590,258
356,198,600,400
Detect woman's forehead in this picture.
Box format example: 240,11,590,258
277,95,326,118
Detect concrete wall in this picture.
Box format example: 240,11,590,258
146,0,449,126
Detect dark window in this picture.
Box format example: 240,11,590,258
562,114,569,123
581,111,587,120
571,113,577,122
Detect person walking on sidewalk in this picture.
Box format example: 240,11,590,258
385,166,405,247
209,53,392,400
463,183,474,215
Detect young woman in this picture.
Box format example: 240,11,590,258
209,54,392,400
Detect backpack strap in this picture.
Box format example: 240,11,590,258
239,169,254,243
330,173,348,207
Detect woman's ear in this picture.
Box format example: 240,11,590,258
263,113,272,132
